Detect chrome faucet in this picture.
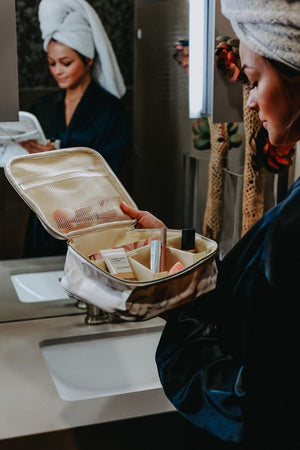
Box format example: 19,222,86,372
85,304,108,325
84,303,121,325
67,290,117,325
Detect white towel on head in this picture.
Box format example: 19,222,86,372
221,0,300,70
38,0,126,98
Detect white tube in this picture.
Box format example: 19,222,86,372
150,240,161,273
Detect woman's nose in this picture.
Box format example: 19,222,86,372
247,89,259,111
53,63,63,75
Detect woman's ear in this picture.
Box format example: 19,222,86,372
87,58,94,67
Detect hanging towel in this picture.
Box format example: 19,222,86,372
38,0,126,98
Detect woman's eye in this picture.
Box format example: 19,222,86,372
63,62,72,67
249,81,258,90
237,71,249,85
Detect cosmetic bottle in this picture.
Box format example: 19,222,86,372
101,248,136,281
181,228,196,252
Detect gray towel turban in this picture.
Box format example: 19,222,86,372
38,0,126,98
221,0,300,70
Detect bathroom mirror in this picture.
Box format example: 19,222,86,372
0,0,134,322
0,0,134,259
0,0,244,322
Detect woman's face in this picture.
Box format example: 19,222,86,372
47,41,92,90
240,42,300,147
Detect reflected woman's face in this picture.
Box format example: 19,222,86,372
240,42,300,147
47,41,92,90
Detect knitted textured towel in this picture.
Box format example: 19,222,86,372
221,0,300,70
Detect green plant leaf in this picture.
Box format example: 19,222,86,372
194,137,211,150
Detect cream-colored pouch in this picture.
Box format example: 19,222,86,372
5,147,218,321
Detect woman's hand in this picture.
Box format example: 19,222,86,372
120,201,167,229
19,140,56,154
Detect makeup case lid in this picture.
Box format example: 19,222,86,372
4,147,138,240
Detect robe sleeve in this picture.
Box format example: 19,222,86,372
93,106,130,175
155,292,244,443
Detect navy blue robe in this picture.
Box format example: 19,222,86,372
156,177,300,448
23,80,130,257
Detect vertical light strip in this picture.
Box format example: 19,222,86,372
189,0,207,118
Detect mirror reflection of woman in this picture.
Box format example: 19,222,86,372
21,0,130,258
47,41,93,127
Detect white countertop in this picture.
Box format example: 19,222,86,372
0,256,83,322
0,314,173,440
0,257,174,440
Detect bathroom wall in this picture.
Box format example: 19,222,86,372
0,0,19,121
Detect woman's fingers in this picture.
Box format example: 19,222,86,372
18,140,56,153
120,202,167,229
120,202,143,219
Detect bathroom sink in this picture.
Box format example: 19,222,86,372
40,324,163,401
10,270,69,303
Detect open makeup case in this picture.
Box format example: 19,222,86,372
5,147,218,321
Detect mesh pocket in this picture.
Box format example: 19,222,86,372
23,173,128,233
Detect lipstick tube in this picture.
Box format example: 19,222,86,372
160,228,167,271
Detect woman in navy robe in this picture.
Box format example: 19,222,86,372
20,0,130,257
120,0,300,447
29,79,129,176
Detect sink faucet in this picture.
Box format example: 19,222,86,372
85,303,122,325
65,290,113,325
85,304,108,325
